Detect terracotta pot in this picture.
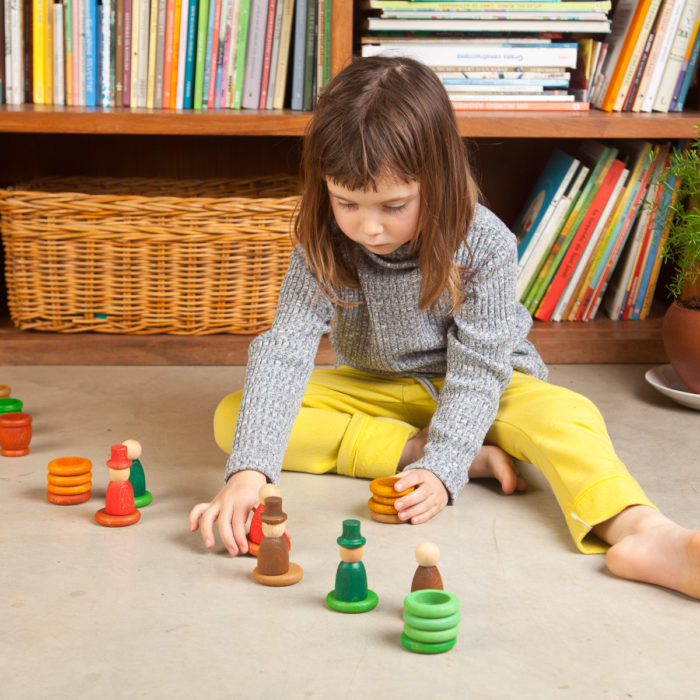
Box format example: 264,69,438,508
0,412,33,457
662,301,700,393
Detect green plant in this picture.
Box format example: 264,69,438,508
660,132,700,303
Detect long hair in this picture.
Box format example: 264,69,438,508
295,55,480,313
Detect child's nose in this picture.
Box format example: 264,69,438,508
361,212,382,236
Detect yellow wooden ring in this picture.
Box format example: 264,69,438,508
369,492,399,506
47,472,92,487
369,476,414,498
367,497,398,515
48,456,92,476
47,481,92,495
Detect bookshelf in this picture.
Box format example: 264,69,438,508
0,1,698,366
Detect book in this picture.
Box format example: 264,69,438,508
290,0,306,109
154,0,166,108
264,0,283,108
451,100,589,111
175,0,189,106
191,0,209,108
362,41,580,69
121,0,130,105
366,18,611,33
170,0,183,108
218,0,235,107
241,0,269,109
205,0,222,108
536,154,626,321
223,0,241,106
135,0,149,106
145,0,158,106
301,0,314,109
230,0,249,108
182,0,197,106
33,0,46,102
271,0,293,108
98,0,110,105
114,0,123,103
85,0,97,105
258,0,276,108
524,142,613,314
368,0,613,9
163,0,176,108
514,150,583,300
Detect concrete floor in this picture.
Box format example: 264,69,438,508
1,363,699,700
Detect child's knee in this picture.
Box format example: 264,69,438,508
213,390,244,454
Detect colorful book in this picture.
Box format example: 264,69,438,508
264,0,284,108
170,0,182,108
205,0,221,108
154,0,166,107
258,0,276,108
85,0,97,105
301,0,315,110
223,0,241,107
271,0,294,109
162,0,176,107
366,18,611,33
122,0,131,105
182,0,197,106
230,0,250,108
175,0,189,107
114,0,124,104
369,1,613,9
241,0,270,109
218,0,234,107
451,100,589,110
65,0,73,104
191,0,209,108
98,0,110,105
289,0,305,109
672,19,700,110
146,0,158,106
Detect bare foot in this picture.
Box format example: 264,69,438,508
599,506,700,599
468,445,526,494
398,427,429,470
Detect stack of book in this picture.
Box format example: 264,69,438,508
1,0,331,110
514,139,682,322
360,0,613,111
591,0,700,112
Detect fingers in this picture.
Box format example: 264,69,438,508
188,502,209,532
393,469,448,525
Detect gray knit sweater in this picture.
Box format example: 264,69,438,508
225,204,548,502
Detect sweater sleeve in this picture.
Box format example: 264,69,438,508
224,245,335,484
404,210,520,502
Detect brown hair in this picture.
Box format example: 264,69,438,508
295,55,480,313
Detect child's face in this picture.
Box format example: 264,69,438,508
326,174,421,256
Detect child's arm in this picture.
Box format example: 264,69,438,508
393,469,449,525
188,469,267,555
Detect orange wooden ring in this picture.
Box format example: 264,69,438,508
94,508,141,527
48,456,92,476
370,510,404,524
370,492,399,506
47,472,92,487
368,497,398,515
47,490,91,505
369,476,414,499
47,481,92,495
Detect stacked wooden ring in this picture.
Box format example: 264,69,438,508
368,476,414,523
401,589,461,654
47,457,93,505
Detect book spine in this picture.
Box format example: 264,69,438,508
146,0,158,106
170,0,182,107
673,21,700,110
241,0,268,109
191,0,206,107
201,0,215,105
175,0,188,106
223,0,239,106
8,0,22,104
114,0,123,103
182,0,196,106
135,0,149,106
206,0,222,108
162,0,174,107
258,0,276,109
231,0,249,108
85,0,97,105
264,0,282,109
301,0,314,110
289,0,306,110
154,0,165,107
65,0,72,104
271,0,293,109
99,0,111,105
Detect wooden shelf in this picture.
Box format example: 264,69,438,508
0,104,697,138
0,314,667,365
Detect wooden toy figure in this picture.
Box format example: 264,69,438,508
0,412,32,456
0,385,12,398
247,483,291,556
411,542,444,592
94,445,141,527
122,439,152,507
252,496,303,586
326,519,379,613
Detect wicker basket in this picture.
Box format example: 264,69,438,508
0,176,299,334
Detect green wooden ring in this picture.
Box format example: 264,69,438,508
403,589,460,618
403,609,461,631
403,622,459,643
400,632,457,654
326,589,378,613
134,491,153,508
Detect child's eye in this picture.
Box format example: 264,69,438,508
336,201,356,210
384,204,406,213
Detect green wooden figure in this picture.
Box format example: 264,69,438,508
326,519,378,613
122,439,152,507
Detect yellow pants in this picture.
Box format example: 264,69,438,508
214,366,654,553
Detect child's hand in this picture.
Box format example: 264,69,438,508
392,469,449,524
188,469,267,555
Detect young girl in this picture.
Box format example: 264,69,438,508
190,56,700,599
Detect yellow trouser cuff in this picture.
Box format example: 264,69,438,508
337,413,418,479
569,475,656,554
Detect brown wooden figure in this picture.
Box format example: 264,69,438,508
247,484,291,556
252,496,303,586
411,541,443,592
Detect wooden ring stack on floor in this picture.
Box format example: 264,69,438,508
368,476,414,523
401,589,461,654
46,457,93,505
